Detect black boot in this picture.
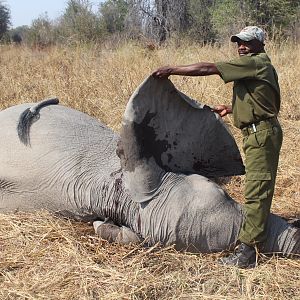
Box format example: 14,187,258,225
218,243,257,269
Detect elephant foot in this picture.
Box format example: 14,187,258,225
93,220,141,245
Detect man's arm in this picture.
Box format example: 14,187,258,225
152,62,231,117
152,62,221,78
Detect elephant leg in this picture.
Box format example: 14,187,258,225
93,220,141,244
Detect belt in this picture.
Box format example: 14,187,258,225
241,117,278,137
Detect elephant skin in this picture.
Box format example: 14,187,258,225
0,76,299,256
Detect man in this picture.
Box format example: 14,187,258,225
152,26,282,268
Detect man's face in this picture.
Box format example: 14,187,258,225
237,39,262,56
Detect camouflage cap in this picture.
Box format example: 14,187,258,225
231,26,265,43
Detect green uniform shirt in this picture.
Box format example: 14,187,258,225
216,53,280,129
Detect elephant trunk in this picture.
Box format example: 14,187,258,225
118,123,166,203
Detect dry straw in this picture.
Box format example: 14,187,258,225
0,41,299,299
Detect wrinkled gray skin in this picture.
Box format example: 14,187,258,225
0,76,299,256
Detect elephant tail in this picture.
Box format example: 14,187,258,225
17,98,59,146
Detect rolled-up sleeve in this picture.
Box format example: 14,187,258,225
216,55,257,83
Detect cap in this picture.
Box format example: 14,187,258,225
231,26,265,43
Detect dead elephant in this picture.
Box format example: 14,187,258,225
0,76,299,256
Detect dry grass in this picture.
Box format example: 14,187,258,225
0,41,299,299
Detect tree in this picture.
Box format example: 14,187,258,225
246,0,298,27
5,0,298,45
127,0,190,43
212,0,252,41
58,0,105,43
27,14,56,47
9,25,30,44
99,0,129,33
245,0,300,39
0,1,11,41
11,32,22,44
212,0,300,41
187,0,216,43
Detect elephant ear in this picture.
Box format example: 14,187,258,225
120,76,245,178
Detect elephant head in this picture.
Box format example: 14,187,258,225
118,76,245,203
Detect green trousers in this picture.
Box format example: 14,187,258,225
238,119,283,246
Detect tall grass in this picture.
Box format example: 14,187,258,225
0,41,299,299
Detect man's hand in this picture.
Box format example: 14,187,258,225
152,66,173,78
212,105,232,117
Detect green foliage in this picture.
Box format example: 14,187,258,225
187,0,216,42
5,0,300,45
212,0,300,41
11,32,22,44
0,1,10,41
9,25,30,44
247,0,299,28
211,0,250,41
58,0,106,43
26,14,57,47
99,0,129,33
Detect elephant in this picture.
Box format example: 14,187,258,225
0,76,299,256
